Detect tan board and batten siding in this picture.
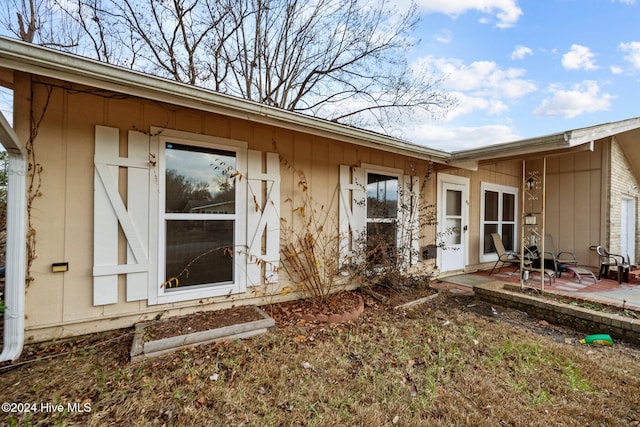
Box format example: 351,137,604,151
21,78,436,342
545,147,604,268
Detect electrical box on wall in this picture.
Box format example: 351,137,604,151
52,262,69,273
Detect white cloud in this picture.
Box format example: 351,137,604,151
407,122,522,151
443,92,508,121
511,45,533,60
420,56,537,99
610,65,623,74
413,0,523,28
434,29,452,44
562,44,599,71
534,81,613,118
611,0,636,4
0,87,12,127
619,41,640,70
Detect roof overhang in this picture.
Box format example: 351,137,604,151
448,117,640,170
0,36,450,164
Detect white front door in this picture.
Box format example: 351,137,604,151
438,175,469,272
621,196,636,263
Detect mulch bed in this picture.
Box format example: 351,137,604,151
269,290,361,316
143,306,264,342
2,284,440,366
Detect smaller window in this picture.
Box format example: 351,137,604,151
366,172,399,265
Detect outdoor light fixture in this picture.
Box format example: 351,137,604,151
525,176,536,190
524,213,537,225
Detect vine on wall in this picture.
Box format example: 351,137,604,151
24,83,52,284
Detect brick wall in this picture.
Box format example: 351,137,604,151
608,138,639,262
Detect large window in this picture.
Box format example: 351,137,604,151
480,183,518,262
366,172,399,264
164,143,236,289
158,132,246,301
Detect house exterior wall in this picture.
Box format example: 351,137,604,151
608,137,639,263
544,144,605,267
15,71,633,343
19,75,437,342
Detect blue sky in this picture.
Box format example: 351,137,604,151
1,1,638,153
400,0,640,151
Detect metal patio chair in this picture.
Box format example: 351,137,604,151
489,233,531,275
544,234,578,277
596,245,630,284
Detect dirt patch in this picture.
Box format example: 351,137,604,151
363,282,438,306
267,291,363,322
142,306,264,342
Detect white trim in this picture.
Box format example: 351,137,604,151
4,37,640,168
338,165,366,266
151,128,248,304
436,173,470,272
621,195,636,263
479,182,519,263
0,37,449,164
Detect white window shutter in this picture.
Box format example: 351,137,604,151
246,150,280,286
339,165,365,266
401,175,420,268
93,126,150,305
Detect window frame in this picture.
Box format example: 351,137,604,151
363,164,404,261
151,128,248,304
479,182,519,263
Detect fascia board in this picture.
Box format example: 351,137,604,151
565,117,640,147
450,117,640,164
0,37,450,164
448,133,569,164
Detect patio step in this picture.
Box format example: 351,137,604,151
628,269,640,284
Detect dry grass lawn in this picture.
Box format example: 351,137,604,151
1,291,639,426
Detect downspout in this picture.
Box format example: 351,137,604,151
0,127,27,362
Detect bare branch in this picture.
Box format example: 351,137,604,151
0,0,455,136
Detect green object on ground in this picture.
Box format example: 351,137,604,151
579,334,614,346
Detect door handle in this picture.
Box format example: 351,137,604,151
463,225,468,232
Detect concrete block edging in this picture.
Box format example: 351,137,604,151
473,282,640,345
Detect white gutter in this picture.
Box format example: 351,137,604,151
0,112,27,362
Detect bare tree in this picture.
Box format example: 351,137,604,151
104,0,233,84
0,0,455,133
1,0,81,48
219,0,455,130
